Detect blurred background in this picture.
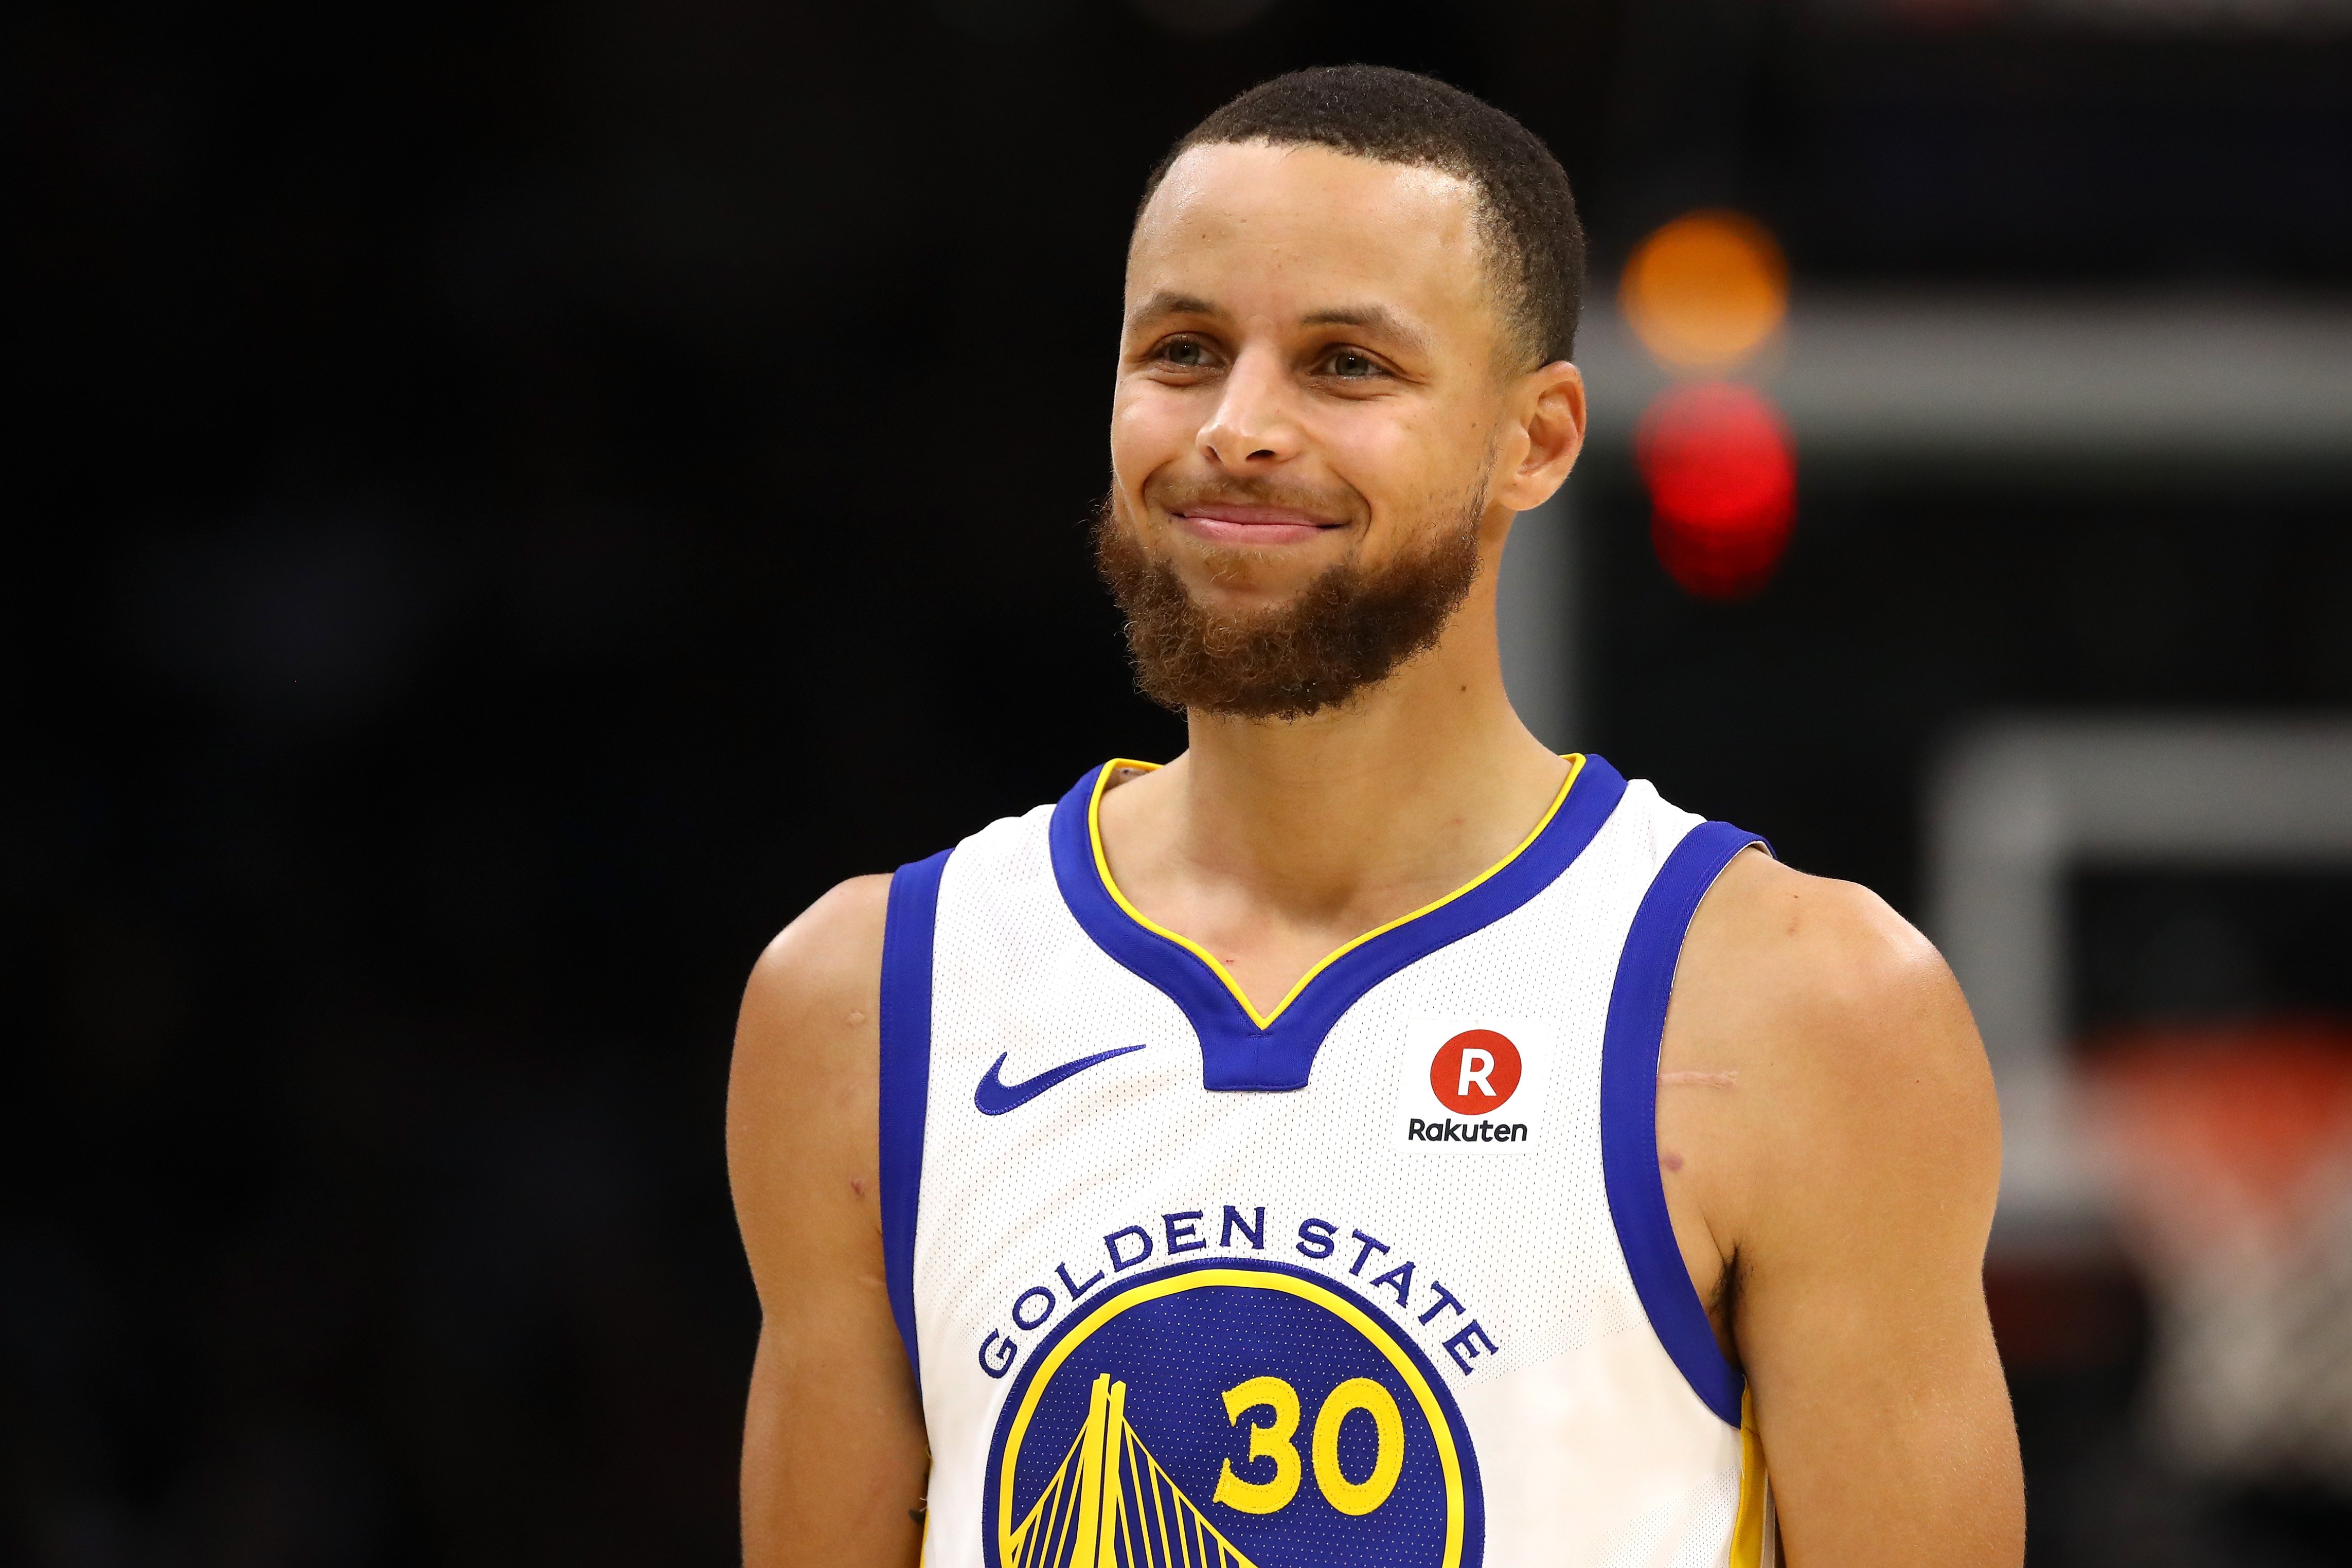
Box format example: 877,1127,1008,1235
11,1,2352,1562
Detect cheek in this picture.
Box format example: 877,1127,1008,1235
1110,382,1199,486
1318,402,1473,521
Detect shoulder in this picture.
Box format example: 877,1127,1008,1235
1682,849,1965,1052
739,873,895,1047
1664,849,2001,1255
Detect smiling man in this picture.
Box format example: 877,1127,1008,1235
729,67,2023,1568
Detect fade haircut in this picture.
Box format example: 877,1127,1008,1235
1138,65,1586,370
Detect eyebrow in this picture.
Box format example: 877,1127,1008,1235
1126,294,1432,356
1126,291,1219,332
1298,304,1430,355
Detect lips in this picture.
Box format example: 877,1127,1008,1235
1171,503,1344,548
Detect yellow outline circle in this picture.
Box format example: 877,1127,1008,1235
996,1268,1467,1567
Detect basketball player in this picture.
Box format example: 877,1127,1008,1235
730,67,2023,1567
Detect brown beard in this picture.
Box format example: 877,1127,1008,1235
1093,489,1484,721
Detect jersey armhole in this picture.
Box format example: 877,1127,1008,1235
879,847,952,1393
1598,820,1770,1428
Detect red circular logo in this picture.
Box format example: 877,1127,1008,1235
1430,1029,1522,1115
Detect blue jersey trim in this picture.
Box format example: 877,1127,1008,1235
879,846,952,1392
1599,818,1768,1429
1048,756,1629,1091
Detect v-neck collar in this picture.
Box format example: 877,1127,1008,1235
1047,753,1628,1090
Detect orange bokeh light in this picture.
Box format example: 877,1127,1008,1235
1620,210,1789,373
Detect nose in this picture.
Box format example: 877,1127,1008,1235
1197,345,1302,472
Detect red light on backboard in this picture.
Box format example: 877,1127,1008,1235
1636,381,1796,601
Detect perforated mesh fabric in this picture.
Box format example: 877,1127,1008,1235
908,777,1744,1566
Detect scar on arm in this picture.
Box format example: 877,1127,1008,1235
1659,1069,1738,1089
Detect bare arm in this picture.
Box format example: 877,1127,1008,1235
1659,851,2023,1567
729,876,929,1567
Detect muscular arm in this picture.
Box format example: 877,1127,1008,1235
1658,851,2023,1567
729,876,929,1567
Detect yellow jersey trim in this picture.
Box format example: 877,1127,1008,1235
1731,1386,1772,1568
1086,754,1588,1031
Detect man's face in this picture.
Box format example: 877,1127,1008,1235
1103,141,1521,718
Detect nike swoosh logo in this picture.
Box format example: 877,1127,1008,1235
974,1044,1147,1115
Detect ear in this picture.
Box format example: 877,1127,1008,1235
1491,361,1585,513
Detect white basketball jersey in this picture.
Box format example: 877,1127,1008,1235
877,754,1777,1568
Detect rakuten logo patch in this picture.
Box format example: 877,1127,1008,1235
1391,1016,1553,1150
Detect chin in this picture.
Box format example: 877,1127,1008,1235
1177,556,1329,610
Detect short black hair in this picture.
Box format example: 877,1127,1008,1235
1138,65,1585,369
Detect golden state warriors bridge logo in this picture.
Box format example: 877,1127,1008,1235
984,1260,1483,1568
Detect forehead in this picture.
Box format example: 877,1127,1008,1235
1128,142,1495,341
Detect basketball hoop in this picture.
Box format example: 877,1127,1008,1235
2080,1021,2352,1487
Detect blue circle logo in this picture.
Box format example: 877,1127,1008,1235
984,1260,1483,1568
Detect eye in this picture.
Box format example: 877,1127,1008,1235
1323,348,1384,379
1154,336,1215,369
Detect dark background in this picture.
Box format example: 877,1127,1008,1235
11,2,2351,1563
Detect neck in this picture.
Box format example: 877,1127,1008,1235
1102,521,1569,952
